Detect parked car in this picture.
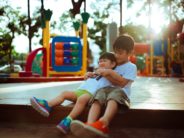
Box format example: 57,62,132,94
0,64,22,73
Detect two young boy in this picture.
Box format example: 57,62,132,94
30,34,137,137
70,34,137,138
30,52,117,133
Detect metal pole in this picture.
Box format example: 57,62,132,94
41,0,44,16
28,0,32,52
84,0,86,12
148,0,151,39
120,0,122,27
168,0,172,74
148,0,153,75
119,0,123,35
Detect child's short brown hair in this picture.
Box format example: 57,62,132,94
113,34,134,53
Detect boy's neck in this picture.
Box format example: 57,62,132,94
118,60,129,65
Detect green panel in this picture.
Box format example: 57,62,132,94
71,51,79,57
72,58,79,65
71,44,79,50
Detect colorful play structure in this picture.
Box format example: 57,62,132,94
131,31,184,76
16,7,183,78
176,31,184,76
19,9,90,77
131,38,175,76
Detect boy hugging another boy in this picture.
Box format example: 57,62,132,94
70,34,137,138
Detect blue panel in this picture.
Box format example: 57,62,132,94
63,51,71,57
51,36,82,72
153,40,163,56
64,58,71,64
64,43,70,50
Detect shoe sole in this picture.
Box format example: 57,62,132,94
71,120,101,138
85,125,109,138
30,97,49,117
56,125,67,134
70,120,86,137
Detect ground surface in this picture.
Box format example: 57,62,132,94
0,123,184,138
0,77,184,138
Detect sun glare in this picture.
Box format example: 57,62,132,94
150,3,169,34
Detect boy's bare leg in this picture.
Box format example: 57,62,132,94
57,94,91,134
70,100,102,137
87,101,102,123
68,94,91,119
74,100,118,137
48,91,78,107
99,99,118,126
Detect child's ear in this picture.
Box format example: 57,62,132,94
112,62,116,68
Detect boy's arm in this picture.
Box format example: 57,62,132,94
84,71,98,80
95,68,130,87
84,66,103,80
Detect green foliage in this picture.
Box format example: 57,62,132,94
88,2,116,51
0,33,12,61
58,11,73,33
0,1,42,67
122,24,148,42
88,22,107,51
26,8,42,39
0,2,25,66
0,2,23,66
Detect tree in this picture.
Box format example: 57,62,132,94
88,7,110,51
57,11,73,34
122,24,148,42
87,1,118,51
57,1,117,52
57,0,184,52
132,0,184,40
0,2,26,70
0,1,43,70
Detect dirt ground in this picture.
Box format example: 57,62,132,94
0,123,184,138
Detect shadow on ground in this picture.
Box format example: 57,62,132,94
0,123,184,138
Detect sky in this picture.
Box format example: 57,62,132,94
6,0,169,54
8,0,73,53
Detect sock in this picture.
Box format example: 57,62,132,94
66,116,73,121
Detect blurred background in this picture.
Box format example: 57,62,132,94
0,0,184,77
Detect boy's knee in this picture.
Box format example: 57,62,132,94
107,99,118,105
77,95,90,104
60,91,76,98
93,100,101,106
60,91,69,96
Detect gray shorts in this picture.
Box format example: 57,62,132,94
89,86,130,112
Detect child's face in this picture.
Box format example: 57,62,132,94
114,49,130,65
98,59,116,69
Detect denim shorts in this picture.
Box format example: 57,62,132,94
89,86,130,112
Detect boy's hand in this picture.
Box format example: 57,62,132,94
95,68,110,76
84,72,97,80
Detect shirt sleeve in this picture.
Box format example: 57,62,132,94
123,64,137,81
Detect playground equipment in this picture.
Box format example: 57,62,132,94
20,9,90,77
131,38,174,76
174,32,184,76
177,32,184,62
131,43,149,75
151,39,171,75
